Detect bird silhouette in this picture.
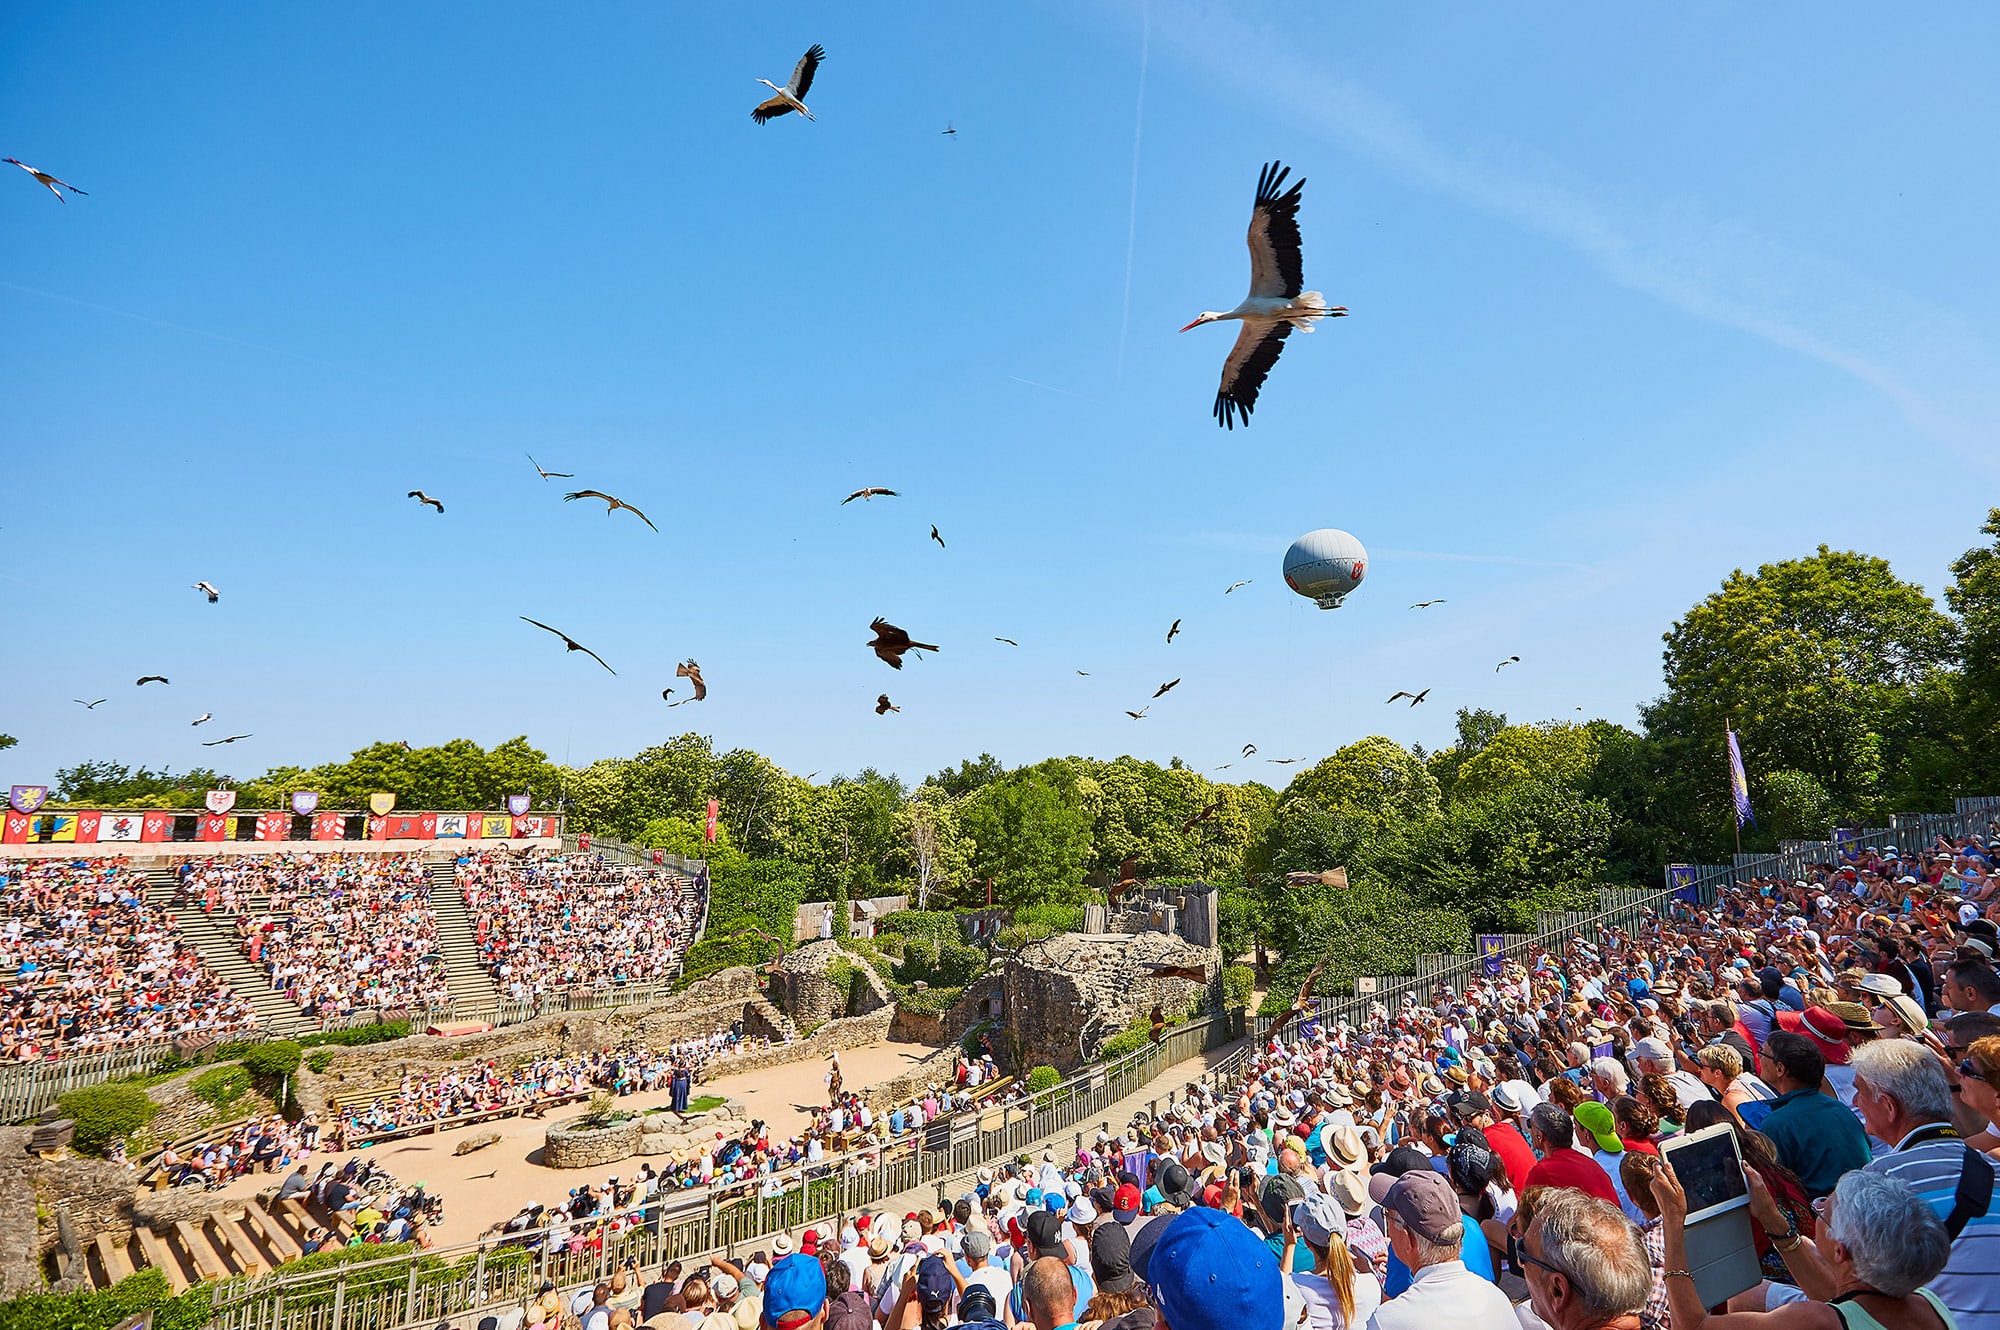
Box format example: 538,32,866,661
1153,678,1181,699
1125,707,1149,720
135,676,169,686
1496,655,1521,673
1268,757,1302,765
1225,580,1252,594
1166,619,1181,644
1266,960,1327,1038
202,734,252,746
1213,763,1232,771
73,698,107,709
191,713,213,726
192,582,220,603
868,618,939,669
563,489,658,532
994,637,1019,646
841,487,897,504
407,490,444,513
4,158,86,202
930,525,946,548
670,659,706,704
1076,670,1090,676
660,688,675,702
526,453,572,480
1409,600,1446,609
1386,689,1430,706
875,694,900,715
942,122,957,137
518,617,616,674
1242,742,1257,757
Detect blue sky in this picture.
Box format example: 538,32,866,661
4,3,1997,790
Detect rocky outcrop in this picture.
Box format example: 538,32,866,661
889,975,1000,1045
769,941,884,1032
545,1099,743,1170
1002,931,1220,1073
0,1126,139,1295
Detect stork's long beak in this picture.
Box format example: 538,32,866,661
1178,317,1205,333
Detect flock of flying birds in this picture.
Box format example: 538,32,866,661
20,40,1538,775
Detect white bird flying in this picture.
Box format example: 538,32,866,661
753,44,824,124
4,158,86,203
193,581,220,603
191,713,213,726
1225,580,1252,594
1181,161,1345,428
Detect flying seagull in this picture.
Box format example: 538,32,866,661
564,489,658,532
753,44,824,124
1166,618,1181,644
1496,655,1521,673
672,659,707,704
1268,757,1302,764
73,697,107,709
930,524,946,549
1387,689,1430,706
519,617,616,674
1153,678,1181,699
1225,580,1251,594
526,453,572,480
875,694,900,715
191,713,213,726
1076,670,1090,676
407,490,444,513
1242,743,1257,757
1181,161,1345,428
202,733,252,746
192,581,220,603
3,158,86,202
1409,600,1446,609
842,487,897,504
868,618,939,669
1125,707,1149,720
135,676,169,686
994,637,1019,646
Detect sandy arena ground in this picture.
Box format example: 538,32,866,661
202,1040,938,1247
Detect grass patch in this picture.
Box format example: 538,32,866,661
686,1095,725,1114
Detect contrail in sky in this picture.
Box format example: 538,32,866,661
1114,1,1150,384
0,279,375,377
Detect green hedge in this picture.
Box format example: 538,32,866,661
296,1021,411,1048
1014,904,1084,934
874,910,962,946
1098,1026,1151,1060
55,1083,159,1157
0,1266,211,1330
1223,964,1256,1009
306,1049,337,1074
933,940,986,987
1024,1065,1061,1093
190,1064,254,1114
241,1040,302,1078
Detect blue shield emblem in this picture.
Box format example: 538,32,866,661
9,785,49,815
507,793,531,817
291,791,320,816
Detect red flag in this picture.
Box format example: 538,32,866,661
1,813,28,845
141,811,172,843
74,811,102,844
706,798,719,843
198,813,229,841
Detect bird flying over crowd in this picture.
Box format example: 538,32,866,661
1125,707,1149,720
868,618,938,669
564,489,658,532
673,660,707,703
1183,161,1345,428
73,697,106,709
526,454,572,480
519,617,616,674
1166,619,1181,644
753,43,824,124
4,158,86,202
192,582,219,603
875,694,899,715
1387,688,1430,707
202,733,252,746
408,490,444,513
135,676,168,686
842,487,896,504
1153,678,1181,699
1496,655,1521,672
1265,960,1327,1038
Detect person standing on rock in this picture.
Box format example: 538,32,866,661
672,1062,692,1114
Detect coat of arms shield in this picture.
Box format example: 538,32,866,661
368,792,397,816
205,789,238,815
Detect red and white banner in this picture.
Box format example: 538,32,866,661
98,812,145,843
255,812,289,840
141,812,172,843
313,812,346,840
706,798,719,843
72,811,101,844
515,815,548,838
198,813,229,841
1,813,28,845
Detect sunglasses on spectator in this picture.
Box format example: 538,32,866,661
1960,1059,1990,1084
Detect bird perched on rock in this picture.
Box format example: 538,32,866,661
563,489,658,532
408,490,444,513
519,617,615,674
868,618,938,669
875,694,900,715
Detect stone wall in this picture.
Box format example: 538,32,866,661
545,1100,744,1170
767,941,890,1031
889,975,999,1046
1002,931,1219,1073
862,1044,961,1112
0,1125,140,1295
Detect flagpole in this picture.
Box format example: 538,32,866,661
1728,717,1742,857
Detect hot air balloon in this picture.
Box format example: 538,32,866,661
1283,529,1367,609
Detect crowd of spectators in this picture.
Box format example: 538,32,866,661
193,852,452,1016
460,852,705,995
0,857,258,1058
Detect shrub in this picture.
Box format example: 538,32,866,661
1098,1026,1151,1060
1223,964,1256,1009
932,940,986,987
209,1038,263,1063
241,1040,302,1079
190,1064,254,1114
0,1266,211,1330
1024,1065,1062,1093
993,925,1028,952
56,1083,159,1156
306,1050,336,1074
894,938,940,984
893,984,964,1017
297,1021,411,1048
1014,904,1084,935
875,910,962,946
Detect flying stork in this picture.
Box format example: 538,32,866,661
753,45,824,124
1181,161,1345,428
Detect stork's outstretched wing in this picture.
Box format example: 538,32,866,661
1214,320,1291,430
789,44,824,99
1245,160,1306,299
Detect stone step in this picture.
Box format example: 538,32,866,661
95,1230,134,1284
134,1225,187,1292
247,1197,303,1262
172,1218,226,1283
147,870,309,1038
426,863,500,1014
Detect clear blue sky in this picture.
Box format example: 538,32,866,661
4,3,1997,789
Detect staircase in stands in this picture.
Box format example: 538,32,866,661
145,870,309,1039
424,858,500,1019
53,1183,355,1292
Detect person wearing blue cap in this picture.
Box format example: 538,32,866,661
1148,1206,1285,1330
760,1254,827,1330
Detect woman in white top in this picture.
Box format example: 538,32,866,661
1281,1191,1382,1330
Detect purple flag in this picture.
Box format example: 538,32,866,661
1727,728,1754,828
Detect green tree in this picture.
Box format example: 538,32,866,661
0,733,16,752
1395,779,1611,929
1943,507,2000,795
1282,737,1441,832
928,753,1006,798
896,783,972,909
959,762,1092,908
1447,721,1600,804
52,762,232,808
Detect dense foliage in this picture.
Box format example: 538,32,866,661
55,1083,158,1156
0,1267,211,1330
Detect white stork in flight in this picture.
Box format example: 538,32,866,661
753,44,824,124
1181,161,1345,428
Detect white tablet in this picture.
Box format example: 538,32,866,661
1660,1121,1750,1223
